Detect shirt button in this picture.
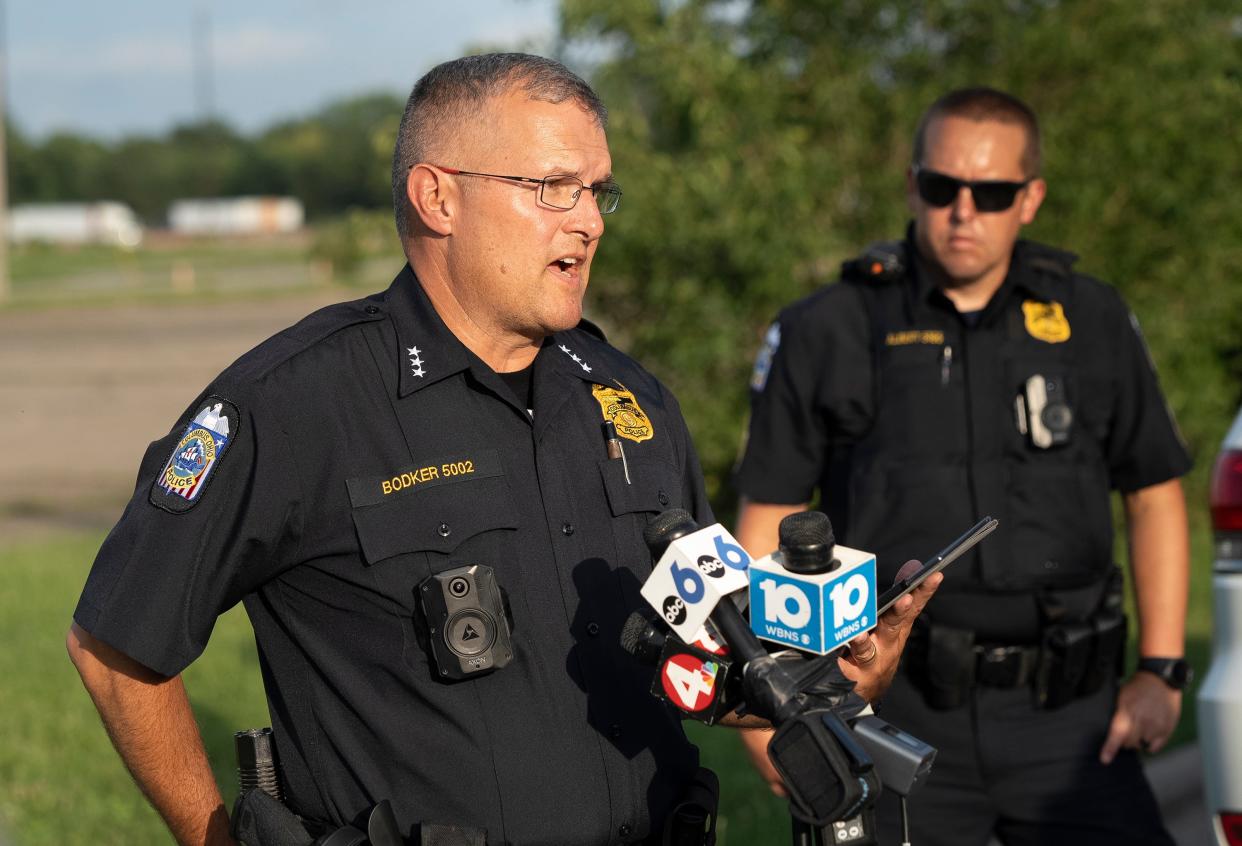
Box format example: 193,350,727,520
609,723,622,739
364,305,379,314
657,490,670,506
586,622,600,637
618,823,633,837
561,522,575,536
437,523,451,538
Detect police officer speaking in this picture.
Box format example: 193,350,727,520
734,88,1192,845
65,54,937,846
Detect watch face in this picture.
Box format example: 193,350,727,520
1169,660,1192,687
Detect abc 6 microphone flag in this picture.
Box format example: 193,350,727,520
640,525,752,643
748,545,877,654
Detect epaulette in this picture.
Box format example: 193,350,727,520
840,241,907,284
1020,240,1078,279
576,317,608,342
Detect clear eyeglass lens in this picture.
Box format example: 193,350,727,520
542,177,584,209
594,184,621,214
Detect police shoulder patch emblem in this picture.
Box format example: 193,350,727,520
1022,300,1071,343
150,397,239,513
591,383,653,443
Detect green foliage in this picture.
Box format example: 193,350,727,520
6,92,405,224
559,0,1242,517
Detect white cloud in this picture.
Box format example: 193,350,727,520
213,25,326,70
10,25,324,79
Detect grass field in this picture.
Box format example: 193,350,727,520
0,525,1214,845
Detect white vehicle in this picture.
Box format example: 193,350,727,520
168,196,304,237
9,202,143,248
1199,404,1242,845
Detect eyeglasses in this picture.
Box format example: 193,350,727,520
435,166,622,214
913,165,1031,213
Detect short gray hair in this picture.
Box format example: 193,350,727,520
391,53,608,237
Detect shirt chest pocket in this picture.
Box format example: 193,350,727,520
350,475,520,609
598,456,685,580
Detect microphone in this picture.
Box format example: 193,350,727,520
640,509,802,724
620,612,742,725
748,512,878,655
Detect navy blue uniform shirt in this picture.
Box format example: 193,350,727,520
76,266,711,844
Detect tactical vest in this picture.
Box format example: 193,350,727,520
832,241,1116,599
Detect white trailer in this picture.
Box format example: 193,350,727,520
9,202,144,248
168,196,305,237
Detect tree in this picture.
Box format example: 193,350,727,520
558,0,1242,514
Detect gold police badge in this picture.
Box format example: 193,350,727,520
1022,300,1072,343
592,383,653,443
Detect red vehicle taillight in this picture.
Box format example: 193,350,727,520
1211,449,1242,567
1221,811,1242,846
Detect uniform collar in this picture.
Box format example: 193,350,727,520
385,265,473,398
542,326,621,390
384,264,623,398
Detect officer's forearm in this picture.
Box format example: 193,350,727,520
66,623,236,846
1123,478,1189,657
735,498,808,558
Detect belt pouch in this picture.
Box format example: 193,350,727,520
1036,622,1093,709
1079,610,1127,696
918,623,976,710
231,788,316,846
665,766,720,846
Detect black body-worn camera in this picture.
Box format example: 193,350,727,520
1015,373,1073,448
419,564,514,680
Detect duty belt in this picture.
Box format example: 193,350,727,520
973,644,1040,688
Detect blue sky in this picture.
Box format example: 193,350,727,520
6,0,560,139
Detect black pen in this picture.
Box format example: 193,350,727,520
601,421,631,484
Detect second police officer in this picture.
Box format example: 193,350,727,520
733,88,1192,845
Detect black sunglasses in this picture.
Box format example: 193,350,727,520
913,165,1031,213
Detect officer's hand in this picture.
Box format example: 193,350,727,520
737,727,787,797
839,559,943,702
1099,672,1182,764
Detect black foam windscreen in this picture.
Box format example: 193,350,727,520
779,511,834,550
642,508,699,556
779,511,837,574
620,611,665,665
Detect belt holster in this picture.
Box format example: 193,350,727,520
907,622,976,710
664,767,720,846
1035,622,1093,709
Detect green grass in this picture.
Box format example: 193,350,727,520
0,519,1215,845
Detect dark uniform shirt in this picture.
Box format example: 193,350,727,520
735,237,1191,641
75,266,710,845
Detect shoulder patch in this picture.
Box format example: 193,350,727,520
1022,300,1072,343
592,383,653,443
150,397,239,513
750,322,781,391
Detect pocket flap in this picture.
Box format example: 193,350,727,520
598,457,682,517
350,475,517,565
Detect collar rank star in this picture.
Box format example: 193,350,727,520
1022,300,1071,343
152,398,239,512
557,343,592,374
592,383,653,443
408,346,425,378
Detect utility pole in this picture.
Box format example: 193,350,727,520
193,1,215,122
0,0,10,305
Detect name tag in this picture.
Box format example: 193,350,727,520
346,449,503,507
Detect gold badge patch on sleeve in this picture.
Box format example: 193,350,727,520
1022,300,1072,343
591,383,653,443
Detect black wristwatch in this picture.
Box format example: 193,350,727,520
1137,657,1193,690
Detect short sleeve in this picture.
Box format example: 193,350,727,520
734,285,874,504
73,380,303,676
1102,295,1192,492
